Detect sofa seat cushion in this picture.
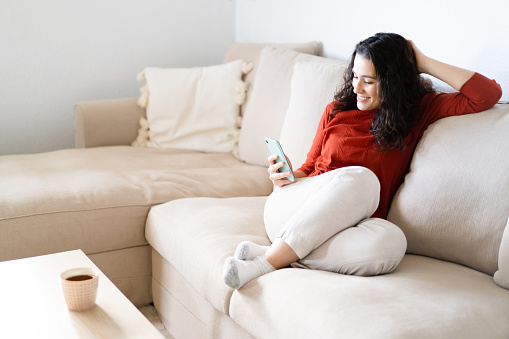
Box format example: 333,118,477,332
0,147,271,261
145,196,270,315
230,255,509,339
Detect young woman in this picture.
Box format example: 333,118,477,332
223,32,502,289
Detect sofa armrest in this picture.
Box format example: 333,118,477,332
74,97,146,148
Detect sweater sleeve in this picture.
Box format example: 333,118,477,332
297,102,335,175
419,72,502,126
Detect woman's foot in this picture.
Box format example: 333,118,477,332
234,241,270,261
222,256,275,289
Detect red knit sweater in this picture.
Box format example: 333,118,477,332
298,73,502,219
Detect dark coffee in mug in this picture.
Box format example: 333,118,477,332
66,274,93,281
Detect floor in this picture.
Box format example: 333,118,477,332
139,305,175,339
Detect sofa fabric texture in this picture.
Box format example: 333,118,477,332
229,255,509,339
146,196,269,315
74,97,145,148
388,103,509,275
88,245,152,307
0,146,271,262
151,249,255,339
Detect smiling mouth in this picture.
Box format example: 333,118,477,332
357,96,370,102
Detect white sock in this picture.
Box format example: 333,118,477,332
222,256,275,289
234,241,270,261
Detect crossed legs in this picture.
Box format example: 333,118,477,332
222,167,406,289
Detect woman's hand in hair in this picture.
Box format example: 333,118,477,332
407,39,474,91
407,40,428,74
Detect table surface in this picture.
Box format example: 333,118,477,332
0,250,164,338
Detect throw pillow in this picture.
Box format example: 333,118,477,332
388,103,509,275
279,60,348,170
136,59,249,153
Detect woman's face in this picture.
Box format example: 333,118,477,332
352,54,381,111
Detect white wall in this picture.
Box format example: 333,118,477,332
0,0,235,155
236,0,509,98
3,1,507,155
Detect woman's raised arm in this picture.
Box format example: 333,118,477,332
408,40,475,91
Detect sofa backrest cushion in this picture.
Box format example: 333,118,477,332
222,42,320,115
388,103,509,275
279,61,348,169
237,47,346,167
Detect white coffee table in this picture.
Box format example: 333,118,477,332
0,250,164,338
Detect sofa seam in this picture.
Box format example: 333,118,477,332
86,244,151,258
0,203,158,222
110,275,152,282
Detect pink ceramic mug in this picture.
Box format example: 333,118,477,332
60,267,99,311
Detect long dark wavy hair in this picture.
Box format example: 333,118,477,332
333,33,433,150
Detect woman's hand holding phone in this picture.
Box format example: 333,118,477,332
265,137,307,187
267,154,295,187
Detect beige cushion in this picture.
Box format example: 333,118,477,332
495,217,509,289
0,147,272,261
388,103,509,275
279,60,348,169
237,47,340,167
230,255,509,338
222,42,320,115
145,196,269,314
138,60,247,153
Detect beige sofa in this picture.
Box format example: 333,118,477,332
143,46,509,338
2,42,509,338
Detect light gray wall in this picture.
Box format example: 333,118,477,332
4,1,508,155
236,0,509,99
1,0,235,155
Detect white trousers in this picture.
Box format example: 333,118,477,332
264,166,407,276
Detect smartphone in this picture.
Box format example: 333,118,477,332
265,137,295,182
